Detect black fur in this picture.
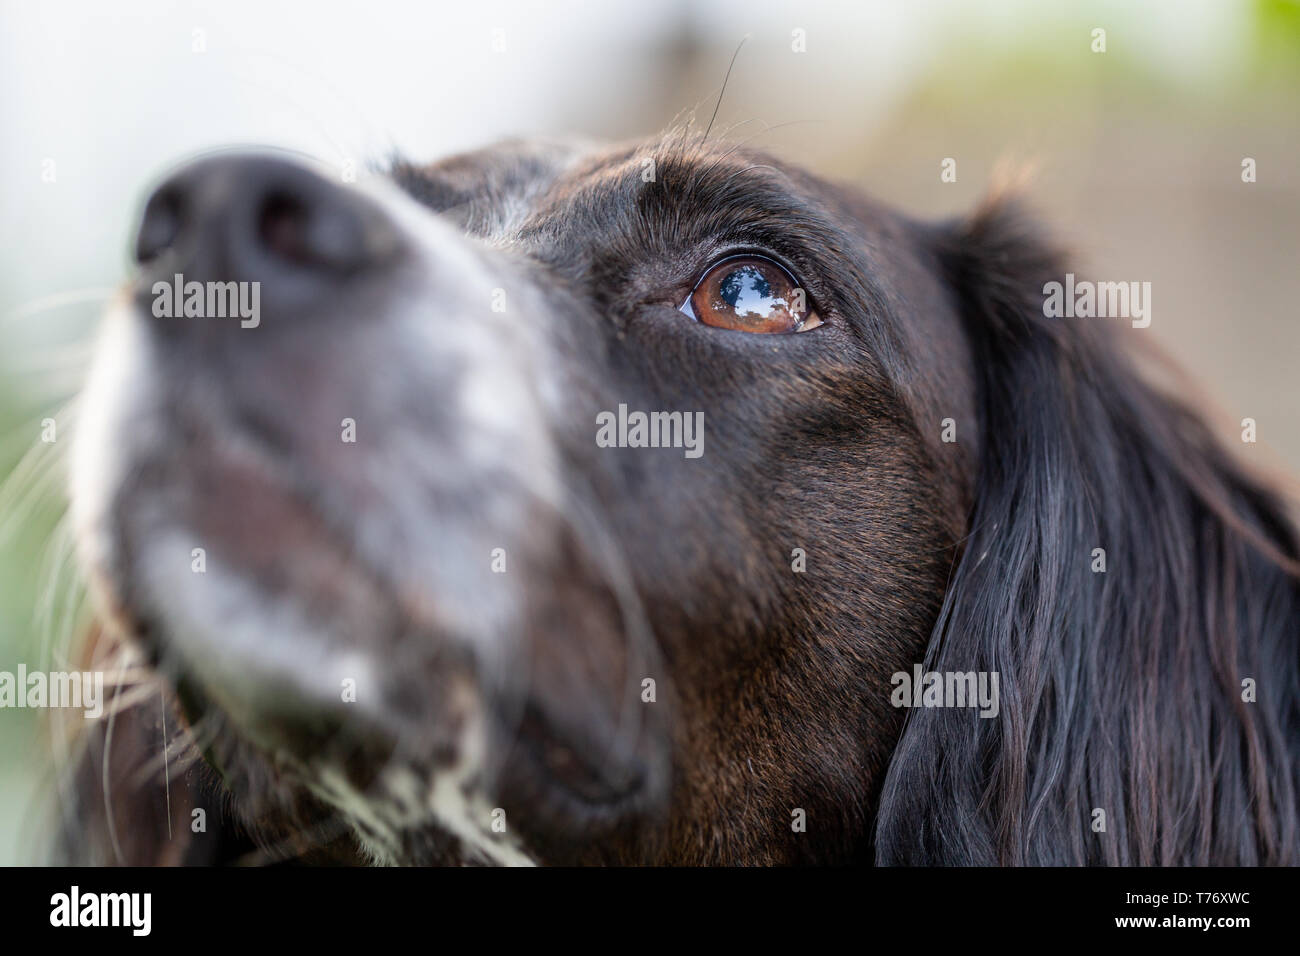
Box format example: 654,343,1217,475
59,135,1300,865
877,201,1300,864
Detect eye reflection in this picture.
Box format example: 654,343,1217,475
718,264,783,318
681,255,822,334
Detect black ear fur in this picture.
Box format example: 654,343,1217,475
874,199,1300,865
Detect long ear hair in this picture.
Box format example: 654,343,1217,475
874,199,1300,865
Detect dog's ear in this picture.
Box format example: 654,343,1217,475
874,198,1300,865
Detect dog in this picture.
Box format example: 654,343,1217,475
57,130,1300,865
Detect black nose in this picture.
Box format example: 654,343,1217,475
134,154,401,307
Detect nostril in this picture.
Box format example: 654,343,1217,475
131,155,398,302
257,192,312,264
256,186,367,273
135,187,182,263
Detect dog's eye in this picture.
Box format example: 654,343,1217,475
680,255,822,333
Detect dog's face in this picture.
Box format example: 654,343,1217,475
72,134,980,864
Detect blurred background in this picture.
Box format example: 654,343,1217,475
1,0,1297,863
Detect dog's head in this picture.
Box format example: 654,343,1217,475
68,133,1300,865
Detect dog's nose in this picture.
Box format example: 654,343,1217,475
134,154,401,308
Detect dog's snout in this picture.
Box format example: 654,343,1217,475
134,154,402,310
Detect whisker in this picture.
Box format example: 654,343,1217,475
160,690,173,839
4,287,117,323
4,338,95,372
0,401,78,547
98,656,132,865
95,683,163,720
702,35,750,142
129,704,211,789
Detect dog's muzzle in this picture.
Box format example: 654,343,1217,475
71,153,669,860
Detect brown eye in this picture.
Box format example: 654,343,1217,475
680,255,822,333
